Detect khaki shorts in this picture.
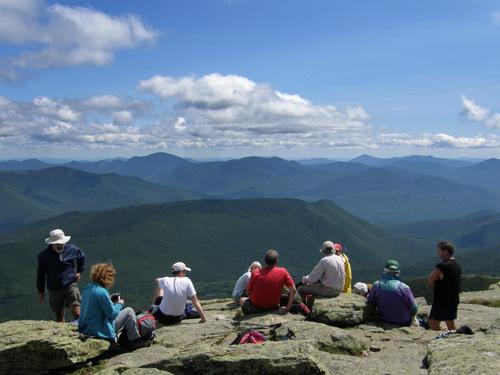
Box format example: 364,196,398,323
49,283,81,314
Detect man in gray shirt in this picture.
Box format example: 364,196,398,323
297,241,345,298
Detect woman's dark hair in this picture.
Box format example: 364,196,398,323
437,240,455,256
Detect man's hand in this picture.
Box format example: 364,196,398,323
38,292,45,304
199,318,207,323
75,273,81,283
279,306,289,315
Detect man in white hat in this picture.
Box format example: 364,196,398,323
36,228,86,322
152,261,207,324
297,240,346,298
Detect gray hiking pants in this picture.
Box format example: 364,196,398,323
114,307,140,341
297,283,341,298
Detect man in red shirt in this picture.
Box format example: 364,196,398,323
239,249,296,314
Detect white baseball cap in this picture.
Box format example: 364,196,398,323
171,262,191,272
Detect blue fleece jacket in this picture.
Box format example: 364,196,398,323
367,273,418,326
78,282,123,340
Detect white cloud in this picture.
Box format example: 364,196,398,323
485,113,500,129
461,96,488,122
2,79,500,153
174,116,187,132
139,73,256,108
461,95,500,129
81,95,123,110
492,10,500,23
379,132,500,149
0,1,158,80
139,73,371,142
112,110,133,125
33,96,81,122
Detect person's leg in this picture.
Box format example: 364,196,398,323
65,283,81,319
239,296,249,307
115,307,140,341
428,319,441,331
297,283,340,298
49,289,65,323
445,320,456,331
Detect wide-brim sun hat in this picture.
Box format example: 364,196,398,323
45,229,71,245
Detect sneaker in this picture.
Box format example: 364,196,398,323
435,330,456,339
130,336,153,350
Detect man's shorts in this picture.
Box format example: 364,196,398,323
49,283,81,313
241,299,276,315
429,301,458,321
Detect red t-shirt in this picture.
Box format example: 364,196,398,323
248,266,294,309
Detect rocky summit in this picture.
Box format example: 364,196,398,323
1,286,499,375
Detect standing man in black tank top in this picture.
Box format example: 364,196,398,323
427,241,462,331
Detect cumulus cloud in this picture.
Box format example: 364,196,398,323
112,110,133,125
0,1,158,81
0,94,152,148
378,132,500,149
492,10,500,23
33,96,81,122
139,73,371,144
461,95,500,129
2,76,500,153
461,96,488,122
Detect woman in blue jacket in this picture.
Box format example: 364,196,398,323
78,263,141,346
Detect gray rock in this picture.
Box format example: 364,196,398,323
426,333,500,374
107,346,178,369
460,287,500,308
308,293,378,326
0,320,109,375
152,341,328,375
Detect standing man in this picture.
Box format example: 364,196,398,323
153,261,207,324
297,241,345,298
368,260,418,326
37,228,86,322
428,241,462,331
239,249,296,314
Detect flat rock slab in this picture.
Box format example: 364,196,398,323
0,320,109,375
426,333,500,374
151,341,328,375
308,294,377,327
460,288,500,307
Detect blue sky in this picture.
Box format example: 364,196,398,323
1,0,500,160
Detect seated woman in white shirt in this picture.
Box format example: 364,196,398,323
231,261,262,301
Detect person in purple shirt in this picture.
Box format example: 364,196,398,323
367,260,418,326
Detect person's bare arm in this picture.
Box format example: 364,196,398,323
281,284,297,313
190,294,207,323
428,268,443,286
153,278,163,304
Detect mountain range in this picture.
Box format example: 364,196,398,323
2,153,499,225
0,167,200,233
0,198,433,320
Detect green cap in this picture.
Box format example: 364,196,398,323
385,259,400,271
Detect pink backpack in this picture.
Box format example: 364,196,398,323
231,329,266,345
